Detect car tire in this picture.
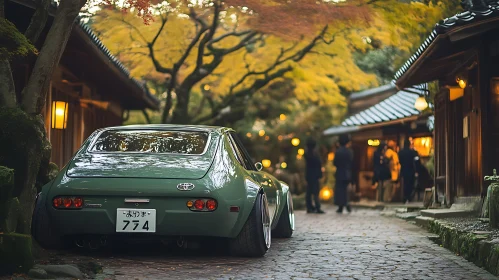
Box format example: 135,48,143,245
229,193,270,257
272,191,294,238
32,193,63,250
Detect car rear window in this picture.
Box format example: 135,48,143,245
89,130,209,154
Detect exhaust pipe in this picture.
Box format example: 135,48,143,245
75,239,85,248
88,239,101,250
100,236,108,246
176,237,186,248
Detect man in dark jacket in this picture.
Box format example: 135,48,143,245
398,138,420,203
304,138,324,214
333,134,354,213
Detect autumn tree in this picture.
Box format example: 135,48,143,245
92,0,374,125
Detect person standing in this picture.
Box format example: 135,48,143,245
398,138,420,203
304,138,324,214
373,142,391,202
333,134,354,213
385,140,400,202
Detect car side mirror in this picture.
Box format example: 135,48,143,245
255,162,263,171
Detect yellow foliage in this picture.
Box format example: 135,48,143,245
91,1,459,114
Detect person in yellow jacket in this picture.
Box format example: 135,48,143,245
385,140,400,202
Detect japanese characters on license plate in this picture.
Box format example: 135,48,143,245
116,208,156,233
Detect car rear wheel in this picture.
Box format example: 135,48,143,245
272,191,294,238
229,193,270,257
32,193,63,250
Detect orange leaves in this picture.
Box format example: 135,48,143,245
223,0,373,40
102,0,154,24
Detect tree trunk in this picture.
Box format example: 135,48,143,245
24,0,51,44
161,88,173,124
0,57,16,108
170,88,190,124
21,0,84,114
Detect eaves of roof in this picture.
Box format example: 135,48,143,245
10,0,160,110
76,21,160,110
349,83,397,101
394,1,499,86
323,87,430,136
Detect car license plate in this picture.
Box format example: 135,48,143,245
116,208,156,233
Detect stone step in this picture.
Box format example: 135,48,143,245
420,209,475,219
415,216,434,229
396,211,420,220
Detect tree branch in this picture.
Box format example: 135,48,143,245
142,109,151,124
192,25,333,125
194,2,220,70
210,30,253,44
21,0,85,113
146,15,172,74
24,0,51,43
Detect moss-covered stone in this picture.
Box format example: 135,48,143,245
0,107,52,234
2,197,20,233
489,183,499,228
487,246,499,274
0,166,15,232
0,232,34,273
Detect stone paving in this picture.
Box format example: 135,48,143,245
48,205,499,279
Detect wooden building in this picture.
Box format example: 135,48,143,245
7,0,160,168
323,84,433,201
394,0,499,205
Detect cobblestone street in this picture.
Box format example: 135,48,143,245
56,205,496,280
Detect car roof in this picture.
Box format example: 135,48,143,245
98,124,233,134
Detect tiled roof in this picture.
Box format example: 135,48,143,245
349,84,396,101
342,89,420,126
323,87,426,136
394,1,499,82
76,19,160,109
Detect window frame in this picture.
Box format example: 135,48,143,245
86,129,212,156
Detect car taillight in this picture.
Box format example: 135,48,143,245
194,199,205,210
206,199,217,211
52,196,84,209
187,198,217,212
53,197,62,208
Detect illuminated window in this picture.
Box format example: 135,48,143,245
412,137,432,157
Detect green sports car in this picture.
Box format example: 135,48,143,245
32,125,294,257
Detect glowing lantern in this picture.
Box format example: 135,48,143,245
280,162,287,169
51,101,68,129
259,130,266,137
297,148,305,155
414,97,428,111
279,114,286,121
261,159,271,168
368,139,380,146
246,132,252,138
319,187,333,201
291,138,300,146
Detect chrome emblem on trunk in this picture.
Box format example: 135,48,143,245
177,183,195,191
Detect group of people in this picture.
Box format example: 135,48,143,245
304,134,353,214
303,135,422,214
373,138,421,203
